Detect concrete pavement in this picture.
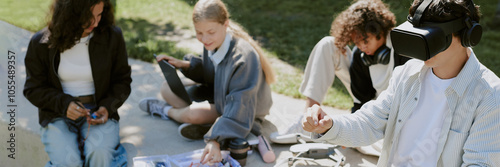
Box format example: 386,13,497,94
0,21,378,167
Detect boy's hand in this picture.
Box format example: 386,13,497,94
302,104,333,134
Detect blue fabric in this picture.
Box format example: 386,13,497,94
41,116,127,167
111,144,128,167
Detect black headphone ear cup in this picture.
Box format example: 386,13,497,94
354,46,374,66
370,45,391,65
461,20,483,47
466,23,482,47
359,45,391,66
361,52,374,66
377,47,391,65
461,25,470,47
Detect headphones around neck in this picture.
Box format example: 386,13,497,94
355,45,391,66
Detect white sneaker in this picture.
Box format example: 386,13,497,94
270,115,313,144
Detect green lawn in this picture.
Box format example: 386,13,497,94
1,0,499,110
0,0,51,32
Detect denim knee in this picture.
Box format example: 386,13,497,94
45,158,83,167
85,147,114,166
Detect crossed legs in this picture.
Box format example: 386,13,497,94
160,82,219,124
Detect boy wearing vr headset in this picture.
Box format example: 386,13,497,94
271,0,409,155
303,0,500,166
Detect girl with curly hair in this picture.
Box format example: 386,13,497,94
24,0,131,166
271,0,409,156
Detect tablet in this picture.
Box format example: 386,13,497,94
154,54,192,105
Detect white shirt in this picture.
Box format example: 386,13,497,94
391,69,454,167
314,49,500,166
58,33,95,96
208,33,232,72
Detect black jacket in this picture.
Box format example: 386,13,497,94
349,47,410,112
23,26,132,127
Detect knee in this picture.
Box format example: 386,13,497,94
49,153,83,167
85,147,114,165
49,161,83,167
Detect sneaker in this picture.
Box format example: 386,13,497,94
270,115,313,144
270,133,313,144
178,123,211,141
138,97,170,120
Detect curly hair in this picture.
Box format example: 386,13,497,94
331,0,396,54
48,0,115,52
409,0,481,38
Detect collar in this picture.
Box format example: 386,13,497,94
447,48,480,97
412,48,480,97
208,33,232,66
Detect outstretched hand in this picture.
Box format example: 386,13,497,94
302,104,333,134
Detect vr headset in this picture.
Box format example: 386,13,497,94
390,0,482,61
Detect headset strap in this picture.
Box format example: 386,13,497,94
412,0,434,26
465,0,477,28
420,17,466,34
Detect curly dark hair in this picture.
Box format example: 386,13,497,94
48,0,115,52
331,0,396,54
409,0,481,38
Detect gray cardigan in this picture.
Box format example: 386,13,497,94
182,37,272,144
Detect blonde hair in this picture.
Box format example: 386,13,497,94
193,0,275,84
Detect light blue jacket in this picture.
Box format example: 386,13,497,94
313,49,500,166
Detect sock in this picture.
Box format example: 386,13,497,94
163,106,172,119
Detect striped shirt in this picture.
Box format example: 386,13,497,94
313,48,500,167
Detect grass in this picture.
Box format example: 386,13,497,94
117,18,191,61
115,0,196,60
0,0,51,32
1,0,499,109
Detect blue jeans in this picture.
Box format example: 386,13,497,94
40,117,124,167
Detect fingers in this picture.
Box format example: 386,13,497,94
210,152,222,164
302,105,332,134
156,54,169,61
311,104,321,126
201,141,222,164
200,148,209,164
67,102,89,120
319,115,333,129
76,102,90,116
201,151,221,164
302,108,315,132
88,107,108,125
201,149,212,164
